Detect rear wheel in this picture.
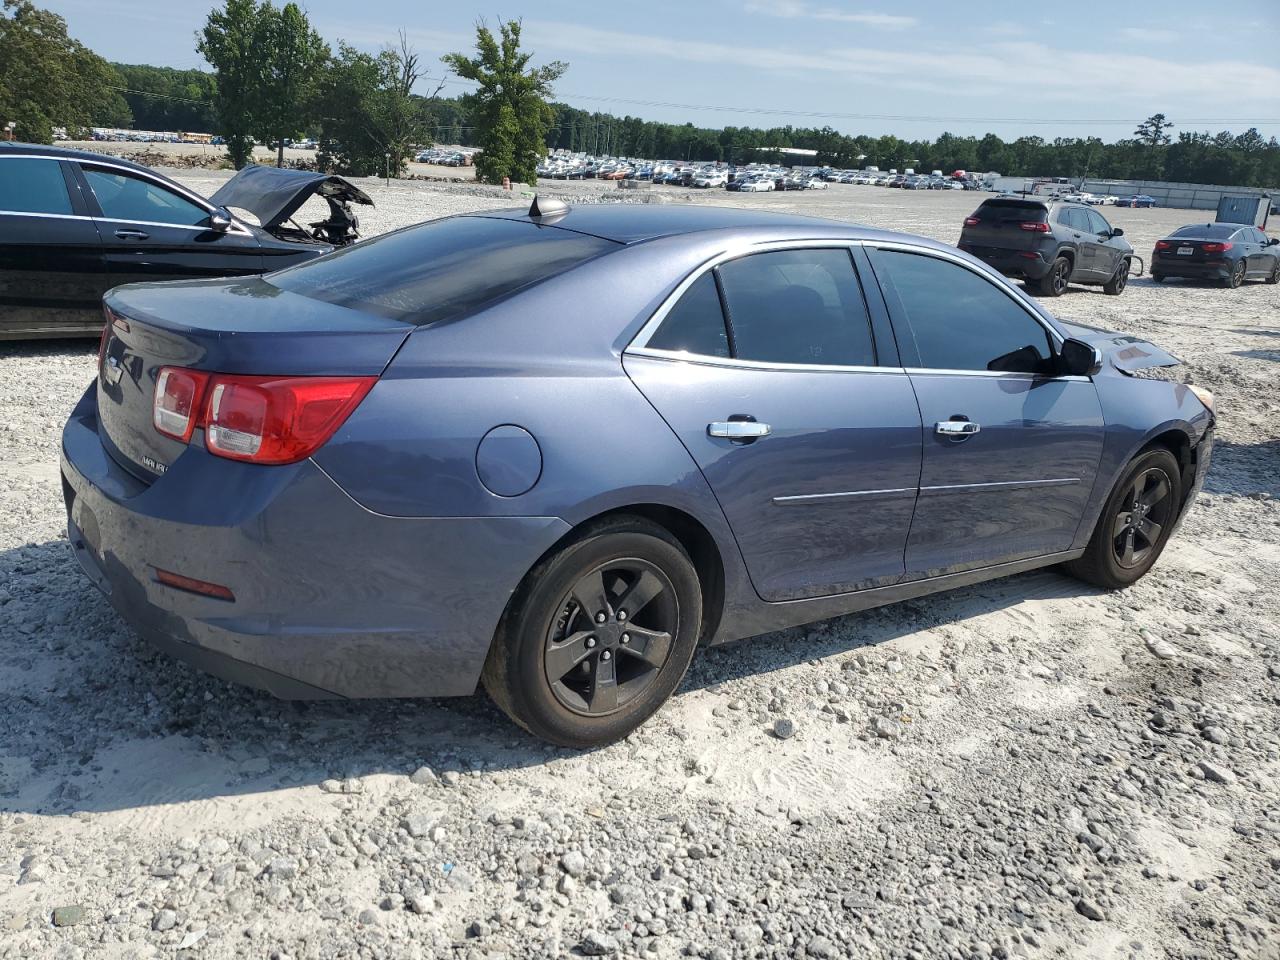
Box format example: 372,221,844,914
1151,273,1165,283
1063,447,1183,590
482,516,702,748
1034,256,1071,297
1102,258,1130,295
1266,259,1279,285
1223,259,1246,289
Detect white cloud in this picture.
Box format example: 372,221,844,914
745,1,918,29
523,22,1280,115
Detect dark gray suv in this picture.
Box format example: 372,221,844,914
959,198,1133,297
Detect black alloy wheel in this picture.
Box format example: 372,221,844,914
1225,259,1246,289
543,559,678,717
1266,260,1279,285
1036,256,1070,297
1103,258,1129,295
1111,466,1175,570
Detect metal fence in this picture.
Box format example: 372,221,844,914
1080,178,1276,211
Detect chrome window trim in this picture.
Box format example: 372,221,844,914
903,367,1090,383
0,154,251,237
0,210,90,222
920,477,1079,494
625,238,883,372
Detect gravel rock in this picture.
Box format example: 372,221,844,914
579,929,620,955
1075,899,1106,922
50,905,86,927
1197,760,1237,784
773,717,797,740
872,716,904,740
560,851,587,877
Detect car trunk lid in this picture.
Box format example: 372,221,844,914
961,199,1050,253
97,277,412,481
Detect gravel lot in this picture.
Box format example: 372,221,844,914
2,169,1279,960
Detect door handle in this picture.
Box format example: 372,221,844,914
936,419,980,437
114,229,150,240
708,421,771,441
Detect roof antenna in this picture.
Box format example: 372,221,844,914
529,195,569,220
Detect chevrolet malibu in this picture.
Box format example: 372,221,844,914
62,201,1215,747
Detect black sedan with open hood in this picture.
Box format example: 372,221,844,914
0,143,373,340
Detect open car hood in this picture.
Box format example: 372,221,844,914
208,165,373,231
1057,320,1181,373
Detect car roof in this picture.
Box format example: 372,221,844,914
0,141,158,177
463,203,963,257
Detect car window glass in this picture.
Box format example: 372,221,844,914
0,158,73,215
83,168,210,226
647,273,730,357
271,215,618,325
1056,208,1079,229
1086,210,1112,234
715,248,876,366
874,250,1053,374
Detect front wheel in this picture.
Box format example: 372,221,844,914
1265,260,1279,285
1063,447,1183,590
1102,258,1130,295
1223,259,1246,289
482,517,703,748
1033,256,1070,297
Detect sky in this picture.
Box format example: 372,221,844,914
41,0,1280,142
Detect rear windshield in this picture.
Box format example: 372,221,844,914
1171,224,1236,239
976,200,1048,221
269,215,618,324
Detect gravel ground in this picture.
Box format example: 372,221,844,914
2,170,1279,960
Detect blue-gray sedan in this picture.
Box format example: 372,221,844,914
61,200,1215,746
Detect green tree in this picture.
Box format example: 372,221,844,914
1134,113,1174,147
443,20,566,185
198,0,265,168
112,64,218,132
0,0,130,143
254,2,327,166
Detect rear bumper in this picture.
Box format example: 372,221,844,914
957,244,1052,280
1151,256,1231,279
60,386,570,699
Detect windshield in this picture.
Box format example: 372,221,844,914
269,216,619,325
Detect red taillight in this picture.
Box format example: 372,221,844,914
150,370,373,464
153,368,211,443
1154,240,1172,251
1200,242,1232,253
154,567,235,601
964,216,981,227
1019,221,1051,232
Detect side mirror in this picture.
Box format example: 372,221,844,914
1110,227,1124,237
1059,337,1103,377
209,206,234,233
1268,237,1279,246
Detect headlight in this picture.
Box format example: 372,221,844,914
1188,384,1215,413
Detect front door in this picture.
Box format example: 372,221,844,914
625,246,923,601
1085,208,1124,280
867,246,1105,579
0,155,104,338
74,162,263,291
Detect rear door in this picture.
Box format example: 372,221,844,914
0,155,104,339
74,162,263,290
624,244,923,601
866,245,1105,578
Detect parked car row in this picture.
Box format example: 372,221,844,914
414,148,471,166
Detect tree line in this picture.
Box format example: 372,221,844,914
4,0,1279,189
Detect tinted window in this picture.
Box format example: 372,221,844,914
84,168,209,226
874,250,1053,374
1085,210,1112,235
1171,224,1235,239
977,200,1047,223
1056,208,1084,230
0,158,72,215
715,249,876,366
647,273,729,357
271,216,618,325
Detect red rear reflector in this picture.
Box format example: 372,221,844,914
1019,221,1051,232
203,374,376,464
964,216,981,226
1017,252,1040,260
154,567,235,601
1201,242,1232,253
153,367,211,443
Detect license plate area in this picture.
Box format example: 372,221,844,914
1177,247,1194,255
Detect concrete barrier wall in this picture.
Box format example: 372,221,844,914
1081,178,1276,211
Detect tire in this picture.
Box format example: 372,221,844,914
1265,259,1280,285
1033,256,1070,297
481,516,703,748
1151,273,1165,283
1102,258,1130,295
1223,259,1246,289
1063,447,1184,590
